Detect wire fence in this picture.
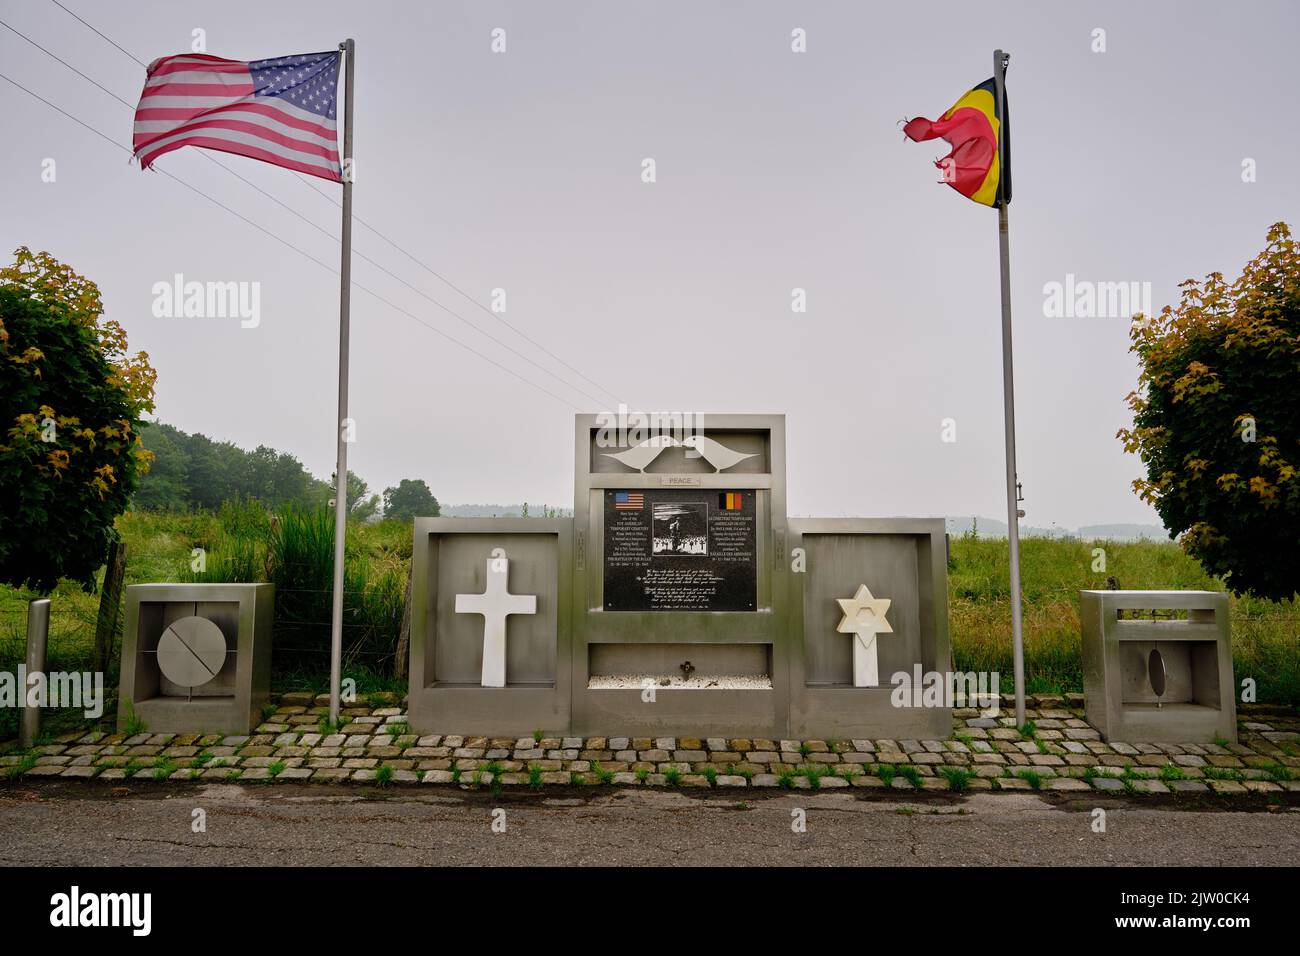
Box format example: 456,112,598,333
0,580,405,680
2,595,1293,668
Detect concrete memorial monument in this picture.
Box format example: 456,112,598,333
409,413,951,738
117,583,274,734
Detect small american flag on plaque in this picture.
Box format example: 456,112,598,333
132,50,342,182
614,492,644,510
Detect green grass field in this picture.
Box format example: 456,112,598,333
1,511,1296,741
947,534,1297,702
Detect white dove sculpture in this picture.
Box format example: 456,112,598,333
601,434,680,472
681,435,759,472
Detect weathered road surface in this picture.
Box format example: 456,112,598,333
0,782,1296,866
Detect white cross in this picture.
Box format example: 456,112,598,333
455,557,537,687
835,584,894,687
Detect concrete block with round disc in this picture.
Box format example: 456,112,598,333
156,616,228,688
117,583,274,735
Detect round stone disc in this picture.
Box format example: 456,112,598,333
157,616,227,688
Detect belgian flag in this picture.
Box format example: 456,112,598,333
718,492,743,511
903,77,1010,207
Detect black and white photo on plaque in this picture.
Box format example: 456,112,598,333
652,501,708,556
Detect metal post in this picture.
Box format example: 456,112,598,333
993,48,1026,727
329,38,355,726
20,599,51,748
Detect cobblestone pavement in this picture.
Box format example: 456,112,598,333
0,783,1296,866
2,693,1297,799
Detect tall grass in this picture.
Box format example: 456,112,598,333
2,512,1296,707
146,499,407,675
180,499,268,583
948,534,1300,703
266,504,405,674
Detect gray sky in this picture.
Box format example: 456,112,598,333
2,0,1295,526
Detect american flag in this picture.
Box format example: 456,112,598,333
132,51,342,182
614,492,645,510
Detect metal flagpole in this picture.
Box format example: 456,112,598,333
992,48,1026,727
329,38,355,727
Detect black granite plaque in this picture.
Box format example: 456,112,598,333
603,489,757,611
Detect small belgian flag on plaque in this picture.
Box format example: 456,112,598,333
718,492,743,511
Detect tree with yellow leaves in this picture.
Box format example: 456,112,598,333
1119,223,1298,601
0,248,156,592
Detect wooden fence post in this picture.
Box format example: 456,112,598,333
93,540,127,674
394,564,413,680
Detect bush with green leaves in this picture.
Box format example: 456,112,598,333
1120,223,1298,601
0,247,156,592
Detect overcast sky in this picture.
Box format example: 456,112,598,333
2,0,1295,526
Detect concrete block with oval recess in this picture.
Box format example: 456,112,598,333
117,583,274,735
1080,589,1237,744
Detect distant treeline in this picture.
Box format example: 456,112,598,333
134,421,329,511
133,421,440,521
440,503,572,518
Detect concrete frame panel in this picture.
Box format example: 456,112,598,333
787,519,951,739
409,518,572,736
571,414,790,737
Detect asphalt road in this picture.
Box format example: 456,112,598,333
0,781,1296,866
